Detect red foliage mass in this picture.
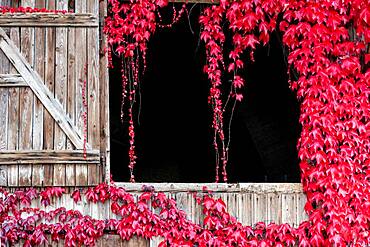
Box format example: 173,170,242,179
1,0,370,245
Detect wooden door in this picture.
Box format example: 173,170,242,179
0,0,106,187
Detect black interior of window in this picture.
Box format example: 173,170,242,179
109,5,301,183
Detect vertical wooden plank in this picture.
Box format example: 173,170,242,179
42,26,55,186
7,27,20,187
75,0,88,186
123,237,149,247
267,193,282,224
227,192,237,220
237,193,244,225
65,24,76,186
53,0,68,186
0,0,10,186
296,192,308,225
18,0,35,187
99,0,110,183
282,193,297,225
241,193,252,225
87,0,100,185
32,0,46,186
0,78,8,186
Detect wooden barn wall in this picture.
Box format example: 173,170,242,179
0,0,105,187
9,183,307,246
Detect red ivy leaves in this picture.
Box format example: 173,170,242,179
2,0,370,245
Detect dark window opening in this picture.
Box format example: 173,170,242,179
109,6,301,183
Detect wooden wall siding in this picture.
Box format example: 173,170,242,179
99,0,110,183
0,13,98,27
0,0,103,187
9,183,307,247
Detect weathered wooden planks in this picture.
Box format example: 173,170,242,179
53,0,69,186
87,0,100,185
75,0,89,186
0,74,28,86
99,0,110,183
0,0,104,187
0,27,85,149
7,26,20,187
0,0,10,186
42,0,55,185
18,0,35,187
32,0,46,186
0,150,100,164
9,183,307,246
66,14,77,186
115,182,304,193
0,13,98,27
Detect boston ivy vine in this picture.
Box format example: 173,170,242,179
105,0,370,244
0,0,369,245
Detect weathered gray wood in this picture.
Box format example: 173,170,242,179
32,12,46,186
7,27,20,187
74,0,88,186
18,0,35,187
87,0,100,185
0,150,100,164
0,13,98,27
66,24,76,186
0,73,28,86
53,0,68,187
0,85,7,186
99,0,110,183
0,27,85,149
0,3,9,186
282,193,297,227
42,25,55,186
115,183,304,193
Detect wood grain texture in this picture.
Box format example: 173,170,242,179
0,27,85,149
7,27,20,187
99,0,110,183
53,0,68,186
42,25,55,186
0,74,28,86
0,13,98,27
0,1,9,185
32,2,46,185
0,150,100,164
0,83,8,186
66,25,76,186
74,0,88,186
87,0,100,185
115,183,304,193
18,0,35,187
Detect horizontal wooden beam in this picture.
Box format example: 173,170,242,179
0,74,28,87
0,13,98,27
115,183,304,193
0,150,100,164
